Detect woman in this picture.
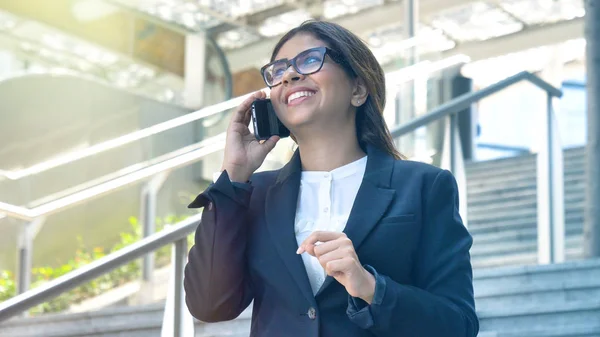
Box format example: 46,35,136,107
184,20,479,337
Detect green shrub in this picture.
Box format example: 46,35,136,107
0,214,194,315
0,271,16,303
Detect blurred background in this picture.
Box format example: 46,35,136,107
0,0,598,336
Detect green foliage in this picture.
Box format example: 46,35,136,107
0,214,194,315
0,271,16,303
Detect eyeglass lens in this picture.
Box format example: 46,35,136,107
264,48,325,86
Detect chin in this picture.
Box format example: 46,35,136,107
284,118,313,132
281,105,317,127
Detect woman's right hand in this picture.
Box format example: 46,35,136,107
221,90,280,183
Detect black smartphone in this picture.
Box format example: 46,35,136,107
251,98,290,140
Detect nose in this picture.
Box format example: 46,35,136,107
282,65,305,85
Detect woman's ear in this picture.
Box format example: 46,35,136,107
351,77,369,107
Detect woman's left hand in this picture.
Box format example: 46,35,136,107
297,231,376,303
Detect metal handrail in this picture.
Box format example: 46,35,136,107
389,69,565,265
0,133,225,221
0,98,240,181
0,213,202,321
0,70,563,330
17,136,224,209
0,55,468,182
390,71,562,138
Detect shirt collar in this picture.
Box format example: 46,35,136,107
301,155,367,182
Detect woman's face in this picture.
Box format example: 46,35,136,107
269,33,356,134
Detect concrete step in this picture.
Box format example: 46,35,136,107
472,226,583,245
475,260,600,309
468,199,538,218
0,302,164,337
471,247,584,269
466,160,585,179
468,211,583,232
476,280,600,312
466,168,584,189
469,222,583,240
467,184,584,204
467,198,584,219
466,155,536,174
478,299,600,334
466,147,584,174
467,188,584,208
466,175,584,196
468,208,538,226
468,188,538,206
485,324,600,337
473,258,600,290
471,234,582,258
467,174,537,190
0,303,253,337
466,162,585,181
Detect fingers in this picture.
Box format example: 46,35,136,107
309,239,339,257
324,257,354,277
316,239,354,258
242,107,252,127
231,91,266,125
316,246,351,267
258,135,280,154
297,231,347,255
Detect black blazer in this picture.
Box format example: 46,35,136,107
184,145,479,337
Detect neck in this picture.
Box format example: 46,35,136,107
295,127,366,172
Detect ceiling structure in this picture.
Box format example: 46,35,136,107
0,6,184,105
0,0,586,105
110,0,584,70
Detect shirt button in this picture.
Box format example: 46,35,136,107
323,207,329,213
307,307,317,320
324,173,330,179
207,202,213,211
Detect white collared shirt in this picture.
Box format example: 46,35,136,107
294,156,368,295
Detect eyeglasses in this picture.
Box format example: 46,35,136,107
260,46,347,88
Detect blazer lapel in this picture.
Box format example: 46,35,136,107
316,146,396,296
265,150,316,305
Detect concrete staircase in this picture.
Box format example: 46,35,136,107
0,302,252,337
467,146,585,268
474,258,600,337
2,258,599,337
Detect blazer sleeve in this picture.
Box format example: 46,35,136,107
183,170,255,322
346,169,479,337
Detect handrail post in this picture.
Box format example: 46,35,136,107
442,113,468,227
161,233,194,337
16,228,32,297
536,92,565,264
173,238,188,337
16,217,45,296
449,114,458,174
141,172,170,284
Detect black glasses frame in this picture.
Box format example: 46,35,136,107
260,46,347,88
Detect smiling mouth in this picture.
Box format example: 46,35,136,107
287,91,316,105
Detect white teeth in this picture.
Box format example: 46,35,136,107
287,91,315,104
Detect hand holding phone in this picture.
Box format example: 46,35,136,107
220,92,281,183
251,99,290,141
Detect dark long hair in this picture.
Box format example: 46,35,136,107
271,20,404,160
